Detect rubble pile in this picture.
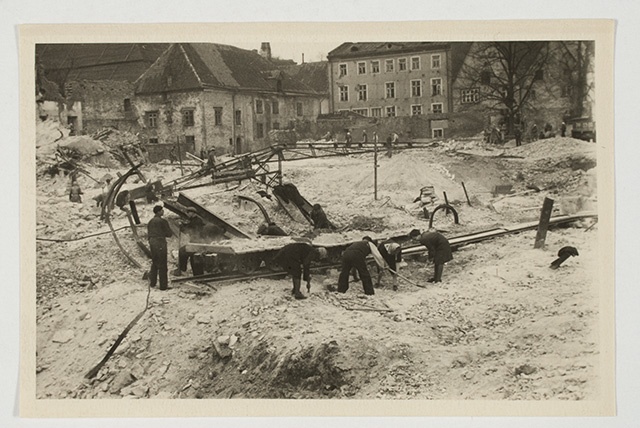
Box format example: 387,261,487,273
35,126,601,400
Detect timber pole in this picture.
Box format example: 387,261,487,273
374,136,378,200
462,182,472,206
534,197,554,249
176,137,184,176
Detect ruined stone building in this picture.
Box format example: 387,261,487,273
134,43,323,156
282,61,331,115
35,43,168,133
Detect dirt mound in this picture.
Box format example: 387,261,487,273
506,137,596,161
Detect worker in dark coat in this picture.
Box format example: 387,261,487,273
272,243,327,300
338,237,386,296
310,204,333,230
409,229,453,283
69,179,83,203
257,222,287,236
148,205,173,290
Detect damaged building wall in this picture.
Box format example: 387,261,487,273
67,80,139,134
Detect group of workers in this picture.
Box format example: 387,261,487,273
145,201,454,298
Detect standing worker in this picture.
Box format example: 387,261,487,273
409,228,453,283
385,134,393,158
361,129,368,145
338,237,387,296
272,242,327,300
514,125,523,147
345,129,353,147
69,178,83,203
148,205,173,290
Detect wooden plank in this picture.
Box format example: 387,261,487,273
534,197,555,249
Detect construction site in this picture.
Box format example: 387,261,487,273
34,115,600,401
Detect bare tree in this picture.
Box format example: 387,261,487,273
555,41,595,118
457,42,550,134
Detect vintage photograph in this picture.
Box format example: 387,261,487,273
21,21,614,417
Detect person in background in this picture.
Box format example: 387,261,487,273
409,228,453,283
560,121,567,137
530,124,538,142
338,237,387,296
69,178,83,203
514,125,523,147
148,205,173,290
385,134,393,158
272,243,328,300
345,129,353,147
361,129,368,145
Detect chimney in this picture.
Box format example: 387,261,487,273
301,53,305,64
260,42,272,61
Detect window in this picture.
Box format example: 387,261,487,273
185,135,195,146
461,88,479,104
123,98,131,112
256,99,263,114
398,58,407,71
235,110,242,125
411,56,421,70
256,123,264,138
385,82,395,99
182,109,195,126
272,101,279,115
214,107,223,126
480,70,492,85
148,137,158,144
339,63,348,77
432,128,444,138
385,59,394,72
357,84,368,101
432,103,443,114
353,108,368,116
371,60,380,73
146,111,158,128
371,107,382,117
431,78,442,96
431,54,441,69
358,62,366,75
296,102,303,117
386,106,396,117
339,85,349,102
273,121,280,130
411,105,423,116
411,79,422,97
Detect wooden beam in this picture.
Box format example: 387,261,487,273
534,197,555,249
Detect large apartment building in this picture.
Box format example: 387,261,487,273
327,42,454,122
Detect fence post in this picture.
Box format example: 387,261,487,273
534,197,554,249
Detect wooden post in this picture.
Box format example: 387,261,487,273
443,191,450,215
176,137,184,176
374,136,378,200
462,182,472,206
534,197,555,249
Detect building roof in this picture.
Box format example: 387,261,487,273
282,61,329,95
36,43,169,82
327,42,450,60
135,43,319,96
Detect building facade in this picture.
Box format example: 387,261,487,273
134,43,322,155
36,43,168,134
327,42,454,137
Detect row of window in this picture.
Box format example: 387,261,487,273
345,103,444,117
255,99,304,116
339,54,441,77
339,78,443,102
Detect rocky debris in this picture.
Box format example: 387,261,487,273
51,329,75,344
109,370,136,394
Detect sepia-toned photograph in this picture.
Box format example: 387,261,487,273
19,20,615,418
